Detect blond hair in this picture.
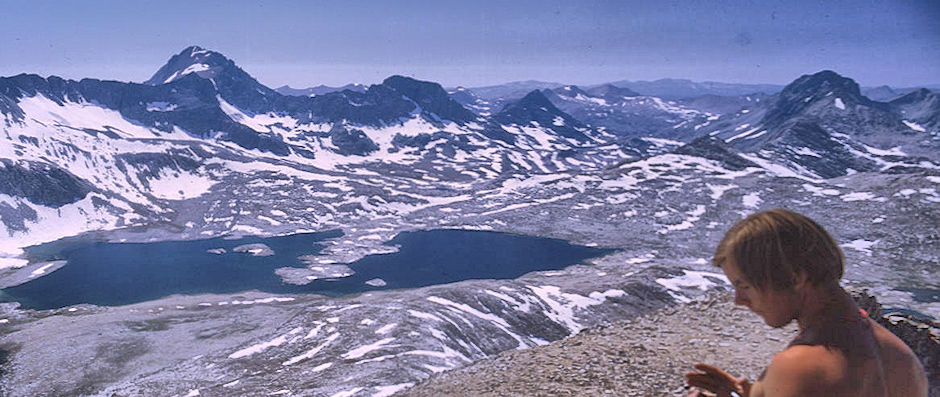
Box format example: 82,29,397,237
713,209,844,290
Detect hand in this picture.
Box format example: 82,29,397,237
685,363,751,397
684,388,704,397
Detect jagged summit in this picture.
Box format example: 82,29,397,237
675,69,935,179
497,89,563,119
760,70,882,129
779,70,866,101
143,46,282,115
494,89,592,142
380,75,478,124
144,46,238,85
552,85,590,98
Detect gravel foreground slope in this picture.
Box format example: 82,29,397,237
399,293,796,396
399,291,938,397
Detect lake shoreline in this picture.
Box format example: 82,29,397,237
0,229,612,310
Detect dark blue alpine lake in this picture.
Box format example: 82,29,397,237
1,229,613,310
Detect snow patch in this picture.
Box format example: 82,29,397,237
341,338,396,360
706,184,736,200
842,239,878,256
427,295,529,347
738,153,819,181
147,170,215,200
29,261,63,277
526,285,626,333
312,362,332,372
864,145,907,157
373,383,415,397
375,323,397,335
145,102,178,112
656,270,729,303
331,388,365,397
794,147,822,157
903,120,926,132
164,63,210,83
726,127,764,143
742,192,762,208
834,98,846,110
802,184,840,196
841,192,876,202
282,333,339,366
365,278,387,287
229,327,303,359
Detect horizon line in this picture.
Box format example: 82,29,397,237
2,69,938,92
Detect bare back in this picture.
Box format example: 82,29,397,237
749,311,926,396
868,318,928,397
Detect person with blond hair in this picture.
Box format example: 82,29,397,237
686,209,927,397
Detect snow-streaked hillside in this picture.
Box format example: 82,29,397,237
0,47,938,397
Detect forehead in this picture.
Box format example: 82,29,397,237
718,259,747,285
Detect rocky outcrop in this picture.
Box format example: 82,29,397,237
328,124,380,156
382,75,479,125
672,136,758,171
0,160,92,207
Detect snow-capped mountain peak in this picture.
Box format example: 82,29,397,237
679,70,939,180
142,46,284,118
144,45,236,85
768,70,873,118
495,90,579,128
492,89,598,145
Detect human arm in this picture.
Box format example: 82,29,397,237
685,363,751,397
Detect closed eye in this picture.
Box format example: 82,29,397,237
732,279,749,290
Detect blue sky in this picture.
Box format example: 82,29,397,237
1,0,937,88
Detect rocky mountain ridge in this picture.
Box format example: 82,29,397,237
677,70,940,179
276,83,367,97
0,45,938,397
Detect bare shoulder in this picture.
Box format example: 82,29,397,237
869,319,918,359
760,345,844,396
771,344,839,370
868,319,928,397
